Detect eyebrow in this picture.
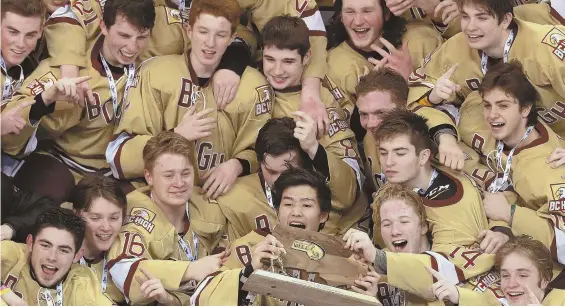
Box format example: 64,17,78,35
282,196,315,202
484,99,513,104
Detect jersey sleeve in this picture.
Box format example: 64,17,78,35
106,229,191,305
385,247,495,300
230,71,274,173
70,267,115,306
190,269,242,306
106,64,164,180
44,6,88,68
189,191,228,253
409,104,459,140
457,287,502,306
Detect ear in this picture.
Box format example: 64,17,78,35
100,20,109,36
144,169,153,186
520,104,533,119
419,148,431,166
320,211,329,224
73,247,84,263
185,23,193,38
302,49,312,67
26,234,34,253
420,222,429,236
501,12,513,29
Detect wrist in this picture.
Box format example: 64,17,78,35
40,91,54,106
230,158,244,176
428,90,442,105
305,143,319,160
508,204,516,227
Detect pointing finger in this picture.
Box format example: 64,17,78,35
442,63,460,81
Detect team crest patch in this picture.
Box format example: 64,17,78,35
542,27,565,61
322,76,345,102
291,240,325,261
549,183,565,213
126,207,156,233
165,7,182,24
327,107,348,137
255,85,273,116
26,72,57,96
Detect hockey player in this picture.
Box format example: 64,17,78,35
261,15,363,234
463,62,565,267
70,175,128,303
0,0,45,104
191,168,333,305
365,110,511,299
356,68,463,195
2,0,156,201
1,207,113,305
106,131,227,305
209,117,312,241
408,0,565,142
429,235,565,305
107,0,273,200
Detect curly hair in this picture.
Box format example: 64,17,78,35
32,207,86,253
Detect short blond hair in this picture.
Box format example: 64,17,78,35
495,235,553,285
143,131,195,171
372,184,427,231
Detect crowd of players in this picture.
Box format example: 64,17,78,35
1,0,565,305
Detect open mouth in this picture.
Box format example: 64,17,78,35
289,222,306,229
490,122,505,129
507,291,524,297
352,28,370,34
120,50,135,60
41,265,59,276
392,240,408,249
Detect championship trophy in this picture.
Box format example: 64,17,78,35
242,225,383,306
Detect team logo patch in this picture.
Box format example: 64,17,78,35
255,85,273,116
467,270,500,293
291,240,325,261
549,183,565,213
165,7,182,24
542,27,565,61
126,207,156,233
322,76,345,102
327,107,348,137
26,72,57,96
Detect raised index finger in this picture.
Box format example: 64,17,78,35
441,63,460,81
425,266,446,281
72,76,93,84
378,37,398,54
525,285,541,305
139,267,154,280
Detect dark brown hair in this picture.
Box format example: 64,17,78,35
479,61,539,126
103,0,155,31
455,0,513,24
356,68,408,106
1,0,46,22
71,175,127,217
262,15,310,58
373,109,434,155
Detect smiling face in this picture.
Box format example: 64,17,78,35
277,185,328,232
27,227,82,288
357,90,398,134
188,13,234,72
379,198,427,253
460,4,512,54
483,87,531,146
145,153,194,209
79,197,123,255
100,14,150,66
0,11,43,68
341,0,385,51
500,252,548,306
262,46,309,91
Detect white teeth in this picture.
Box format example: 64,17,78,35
44,265,56,270
353,28,369,33
203,50,215,54
121,51,135,58
392,240,407,246
491,123,504,127
508,292,524,297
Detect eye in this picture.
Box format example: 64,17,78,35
283,60,294,65
90,217,100,221
303,204,312,208
266,58,274,63
110,217,120,221
40,243,49,248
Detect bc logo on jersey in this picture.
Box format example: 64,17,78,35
26,72,57,96
542,27,565,61
327,107,348,137
255,85,273,116
126,207,156,233
549,183,565,213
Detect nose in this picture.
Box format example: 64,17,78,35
385,154,395,167
15,34,26,49
101,219,111,231
291,205,303,217
466,17,478,31
487,106,500,121
391,223,402,236
46,248,57,262
366,115,381,130
273,61,284,76
205,33,215,48
352,12,363,26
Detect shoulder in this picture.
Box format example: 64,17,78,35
66,266,103,305
138,54,186,74
0,241,27,268
423,168,479,207
240,67,269,87
124,189,168,238
234,68,273,105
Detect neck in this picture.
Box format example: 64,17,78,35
482,28,511,58
406,164,434,191
152,194,187,233
81,242,103,261
1,52,13,70
503,124,539,149
101,40,123,67
360,36,383,52
418,236,431,253
189,51,219,78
